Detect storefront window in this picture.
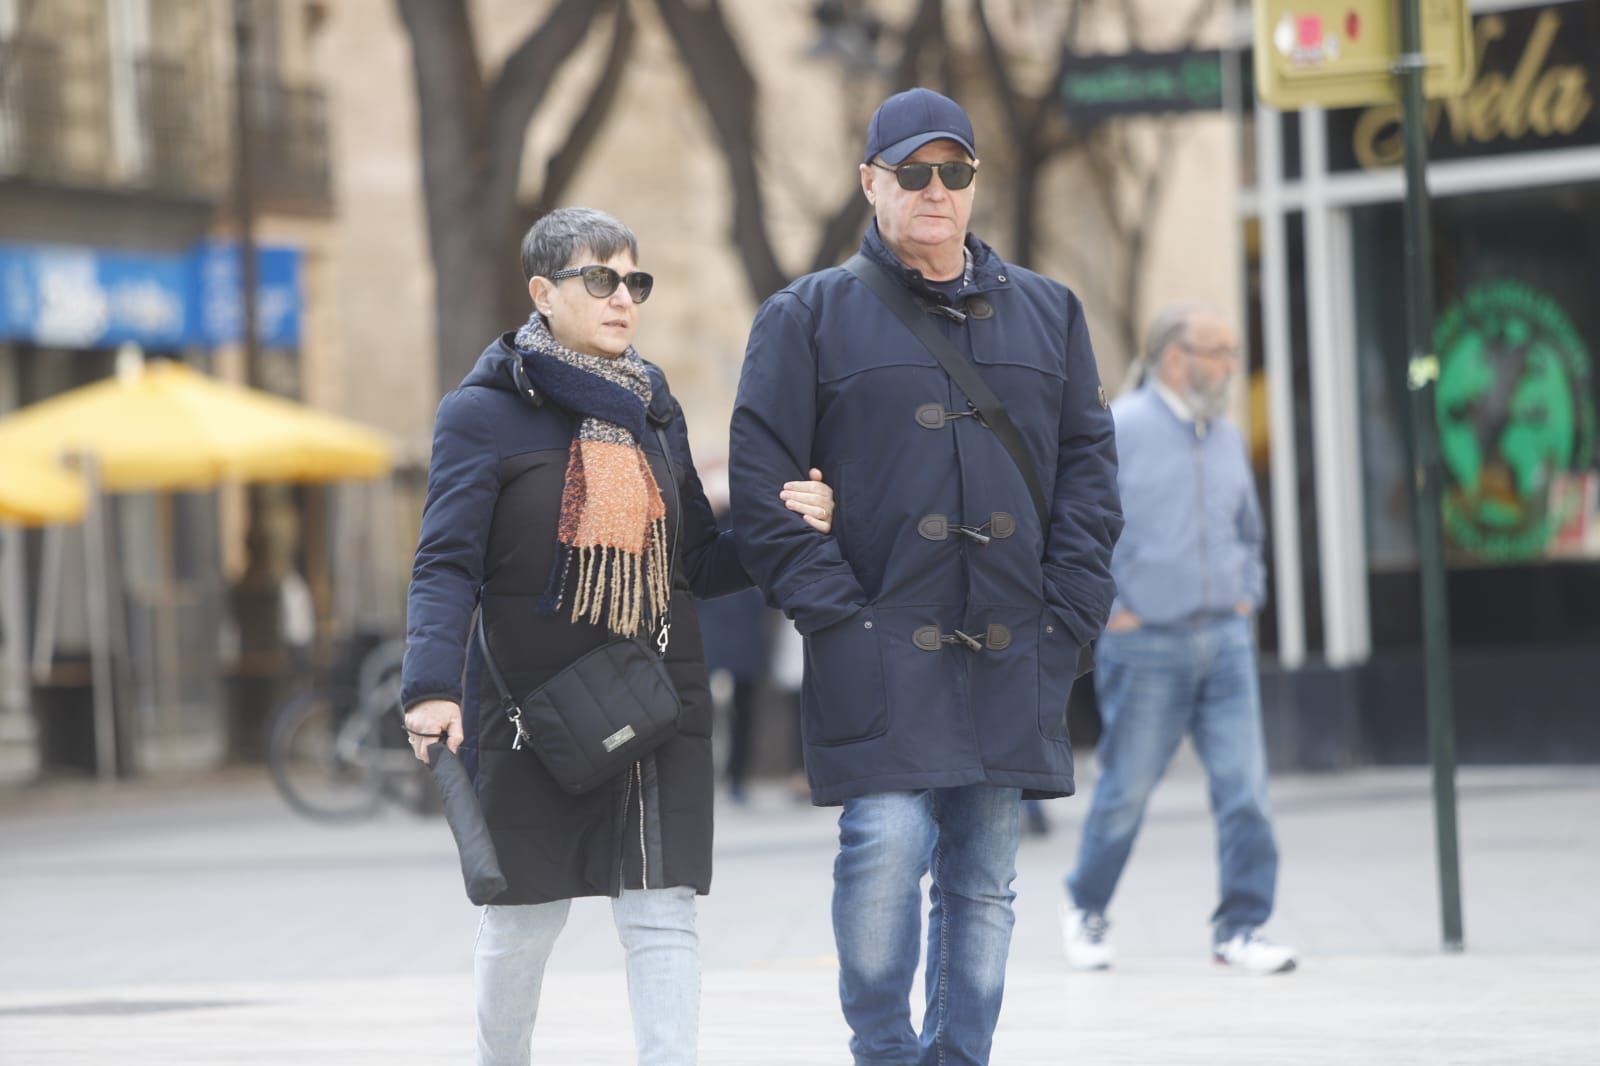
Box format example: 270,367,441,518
1354,182,1600,645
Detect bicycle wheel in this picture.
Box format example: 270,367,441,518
267,687,385,822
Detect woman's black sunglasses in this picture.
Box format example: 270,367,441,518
871,159,978,191
550,265,654,304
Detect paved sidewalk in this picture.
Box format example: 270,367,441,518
2,955,1596,1065
2,762,1597,1063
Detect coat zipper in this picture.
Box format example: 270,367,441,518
620,764,632,891
618,760,650,891
1195,429,1210,612
635,761,648,889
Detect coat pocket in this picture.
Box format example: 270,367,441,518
802,606,887,746
1038,609,1081,743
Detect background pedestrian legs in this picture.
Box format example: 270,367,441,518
1191,619,1279,939
1067,629,1192,915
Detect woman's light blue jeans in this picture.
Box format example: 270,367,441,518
475,886,699,1065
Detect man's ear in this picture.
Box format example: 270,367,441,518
1154,344,1180,382
859,163,876,205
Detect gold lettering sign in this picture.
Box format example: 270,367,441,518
1351,10,1593,169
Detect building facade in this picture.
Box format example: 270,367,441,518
1237,0,1600,765
0,0,335,780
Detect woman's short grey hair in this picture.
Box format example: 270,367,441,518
520,207,639,281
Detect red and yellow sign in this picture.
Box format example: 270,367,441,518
1255,0,1475,109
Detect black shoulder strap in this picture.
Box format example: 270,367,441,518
476,607,516,706
475,423,683,695
842,254,1050,532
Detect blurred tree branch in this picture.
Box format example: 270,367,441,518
396,0,632,396
974,0,1222,360
972,0,1091,269
654,0,948,301
535,5,636,219
651,0,785,300
806,0,948,276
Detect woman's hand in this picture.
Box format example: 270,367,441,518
403,699,464,763
781,468,836,534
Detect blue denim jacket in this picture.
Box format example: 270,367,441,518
1108,385,1265,626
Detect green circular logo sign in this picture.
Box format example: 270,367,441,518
1434,281,1596,561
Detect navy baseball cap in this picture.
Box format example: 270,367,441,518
863,87,977,165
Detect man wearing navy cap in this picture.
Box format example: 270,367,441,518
731,88,1122,1064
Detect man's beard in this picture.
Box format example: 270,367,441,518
1184,366,1233,422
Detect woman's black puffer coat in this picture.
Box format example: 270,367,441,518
401,334,748,904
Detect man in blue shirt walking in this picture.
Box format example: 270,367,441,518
1060,304,1297,976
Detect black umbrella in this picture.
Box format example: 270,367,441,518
426,742,507,905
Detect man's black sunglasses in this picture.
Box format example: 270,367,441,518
550,265,654,304
871,159,978,191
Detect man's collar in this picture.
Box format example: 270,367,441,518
860,221,1001,295
1151,379,1197,424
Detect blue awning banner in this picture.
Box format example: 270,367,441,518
0,240,302,349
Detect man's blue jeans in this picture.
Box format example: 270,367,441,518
833,785,1022,1066
1067,615,1279,941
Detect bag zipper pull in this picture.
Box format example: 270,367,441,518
507,705,530,750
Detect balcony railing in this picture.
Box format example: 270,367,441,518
0,37,69,181
245,78,333,210
0,40,332,213
135,55,217,197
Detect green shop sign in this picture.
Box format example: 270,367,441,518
1435,280,1596,561
1058,50,1225,123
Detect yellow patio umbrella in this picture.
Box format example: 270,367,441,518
0,452,86,525
0,359,393,491
0,356,394,783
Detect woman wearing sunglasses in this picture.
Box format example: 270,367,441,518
400,207,836,1065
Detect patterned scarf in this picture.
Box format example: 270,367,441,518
513,313,671,638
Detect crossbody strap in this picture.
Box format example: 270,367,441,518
842,253,1050,532
475,422,684,704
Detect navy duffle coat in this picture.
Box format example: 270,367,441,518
729,224,1123,804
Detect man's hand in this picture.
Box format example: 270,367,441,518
781,468,835,534
1235,600,1253,617
1105,609,1141,633
403,699,463,764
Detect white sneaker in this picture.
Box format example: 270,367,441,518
1060,903,1113,970
1213,929,1298,975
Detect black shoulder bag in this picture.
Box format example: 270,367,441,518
842,253,1093,678
475,424,684,795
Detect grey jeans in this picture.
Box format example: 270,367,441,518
475,886,700,1065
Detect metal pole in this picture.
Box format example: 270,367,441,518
1,524,29,736
1396,0,1464,952
1253,99,1307,668
30,521,62,682
233,0,259,378
1300,104,1355,665
227,0,287,762
81,458,117,782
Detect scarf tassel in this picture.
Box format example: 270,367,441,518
559,517,670,638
